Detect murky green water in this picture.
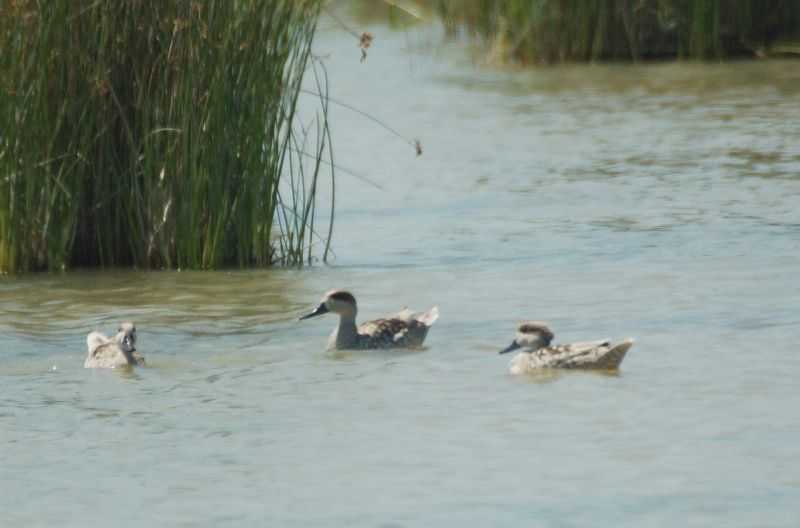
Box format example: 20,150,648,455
2,12,800,527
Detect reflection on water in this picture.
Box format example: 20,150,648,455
2,10,800,528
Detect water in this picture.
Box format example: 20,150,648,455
2,11,800,527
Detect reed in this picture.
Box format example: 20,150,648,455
0,0,331,272
436,0,800,63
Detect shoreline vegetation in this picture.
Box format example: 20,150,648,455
3,1,799,273
435,0,800,63
0,0,330,273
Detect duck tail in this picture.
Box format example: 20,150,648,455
595,338,634,369
86,331,108,354
418,306,440,327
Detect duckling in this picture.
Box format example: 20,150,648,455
84,322,145,368
499,321,633,373
300,290,439,350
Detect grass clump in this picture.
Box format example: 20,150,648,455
436,0,800,63
0,0,332,272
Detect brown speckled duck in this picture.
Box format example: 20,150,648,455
499,321,633,373
84,322,145,368
300,290,439,351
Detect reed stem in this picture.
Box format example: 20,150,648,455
0,0,331,272
436,0,800,63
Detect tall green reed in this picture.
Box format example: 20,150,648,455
0,0,331,272
436,0,800,63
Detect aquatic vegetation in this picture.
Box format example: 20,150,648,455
436,0,800,63
0,0,331,272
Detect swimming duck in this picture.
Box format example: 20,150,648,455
84,322,145,368
299,290,439,350
499,321,633,373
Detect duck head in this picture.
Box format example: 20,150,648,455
300,290,357,321
498,321,554,354
116,322,137,352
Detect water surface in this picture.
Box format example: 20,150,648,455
2,12,799,528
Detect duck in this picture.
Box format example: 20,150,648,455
299,290,439,350
499,321,633,373
84,322,145,368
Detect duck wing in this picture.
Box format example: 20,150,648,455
389,306,439,326
356,318,410,348
84,341,130,368
416,306,439,327
356,316,433,348
86,331,111,356
564,339,611,355
538,338,633,369
587,339,634,369
528,339,608,366
389,307,416,323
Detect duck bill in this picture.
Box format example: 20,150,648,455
299,303,328,321
498,341,520,355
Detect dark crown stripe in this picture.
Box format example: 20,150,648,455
328,291,357,304
518,322,554,339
